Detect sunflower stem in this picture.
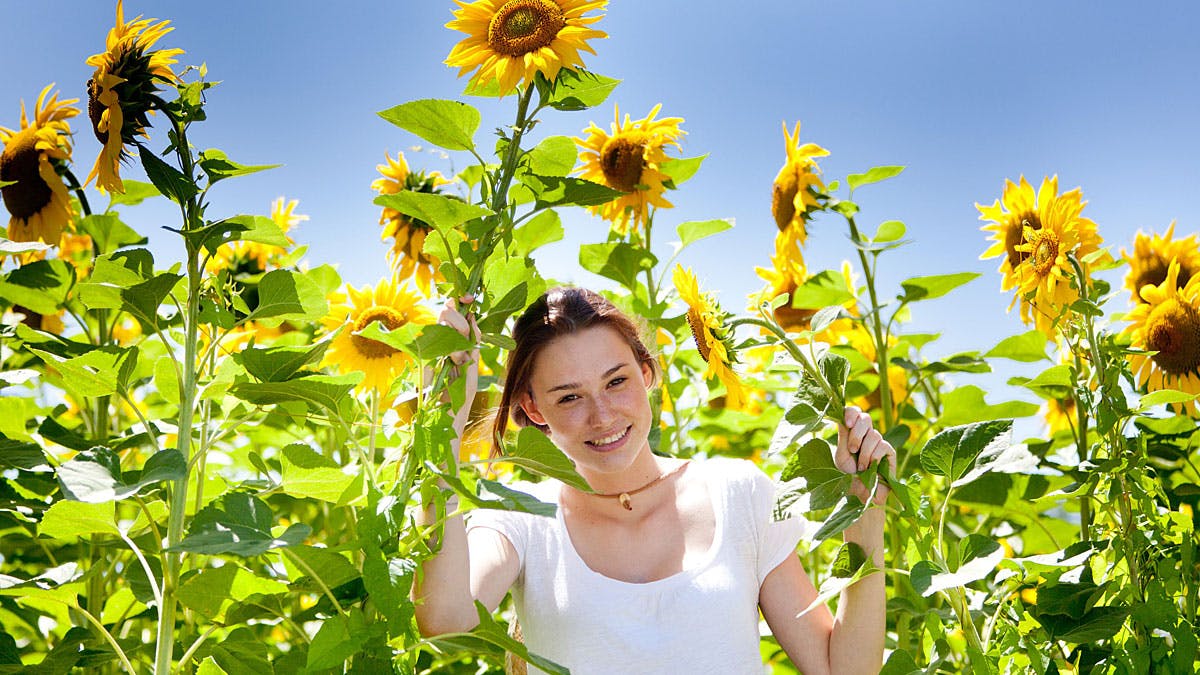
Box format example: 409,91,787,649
843,215,893,431
731,315,845,423
62,167,92,218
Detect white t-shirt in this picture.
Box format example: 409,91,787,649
465,457,810,675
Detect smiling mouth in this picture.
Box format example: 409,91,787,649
586,425,631,449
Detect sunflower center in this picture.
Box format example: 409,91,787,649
86,77,109,144
1029,230,1060,277
1146,299,1200,376
772,176,799,231
1007,214,1041,267
599,136,646,192
487,0,566,57
351,307,407,360
0,129,52,219
686,309,713,364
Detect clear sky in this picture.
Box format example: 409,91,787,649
5,1,1200,410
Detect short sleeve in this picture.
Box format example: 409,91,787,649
465,506,529,567
748,466,813,586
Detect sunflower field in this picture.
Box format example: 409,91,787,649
1,2,1198,674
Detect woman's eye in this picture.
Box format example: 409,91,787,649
557,393,579,404
608,377,627,388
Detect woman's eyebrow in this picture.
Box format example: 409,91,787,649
544,362,628,394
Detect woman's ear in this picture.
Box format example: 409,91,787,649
520,392,546,426
641,360,654,388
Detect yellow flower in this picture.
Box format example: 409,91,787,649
1121,260,1200,416
673,264,745,410
372,152,451,296
771,121,828,246
0,85,79,244
85,0,184,193
445,0,607,95
1043,396,1075,436
321,277,436,398
753,230,815,332
111,315,143,345
1123,221,1200,304
58,231,96,279
207,197,305,275
3,305,65,335
575,104,685,235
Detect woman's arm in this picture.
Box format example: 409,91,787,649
759,406,893,675
412,298,522,637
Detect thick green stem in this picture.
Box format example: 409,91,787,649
843,215,893,430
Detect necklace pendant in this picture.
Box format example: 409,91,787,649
618,493,633,510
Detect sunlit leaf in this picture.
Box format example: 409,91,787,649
57,447,185,503
521,174,623,209
1138,388,1199,411
659,154,706,188
245,269,327,322
579,242,657,289
780,438,848,510
77,213,147,253
847,165,905,191
790,270,856,309
524,135,577,176
0,259,73,314
910,535,1007,597
939,385,1038,426
38,500,118,540
513,209,564,255
501,427,591,492
429,602,570,675
280,443,358,504
198,148,280,184
377,99,480,151
677,219,733,249
873,220,906,243
796,543,876,618
544,69,620,111
985,330,1050,362
138,144,197,205
105,179,161,208
920,419,1012,484
898,272,979,303
231,373,361,413
28,345,138,398
174,492,310,556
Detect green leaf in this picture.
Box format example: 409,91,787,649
209,627,274,675
356,321,470,362
28,346,138,398
790,349,848,424
659,154,707,188
677,219,733,249
920,419,1012,484
38,500,118,540
985,330,1050,362
513,209,564,256
0,179,15,188
362,547,415,632
796,543,876,618
377,99,481,151
780,438,849,510
288,545,361,591
177,565,288,620
1020,364,1074,399
1138,388,1199,411
245,269,327,322
544,69,620,111
77,214,147,253
471,479,558,516
939,385,1038,426
0,436,49,472
0,259,73,314
374,191,491,234
912,535,1005,597
174,492,310,556
898,272,979,303
880,649,922,675
137,144,198,205
231,373,361,413
521,174,623,209
503,427,591,492
121,272,183,328
196,214,290,256
812,495,868,541
57,447,186,503
234,341,328,382
105,179,161,207
790,270,856,309
524,135,577,177
579,242,657,290
0,397,32,440
873,220,906,243
429,602,570,675
1036,606,1129,643
77,249,154,310
847,165,905,191
809,305,847,335
198,148,279,185
307,610,367,670
280,443,358,504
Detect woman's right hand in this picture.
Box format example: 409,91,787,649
438,295,480,440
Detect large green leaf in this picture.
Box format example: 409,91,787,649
811,495,869,542
898,272,979,303
779,438,849,510
234,341,328,382
77,213,147,253
288,545,361,591
543,69,620,111
377,99,481,151
1016,364,1074,399
198,148,280,185
659,154,706,188
231,373,361,413
847,165,905,191
788,349,848,427
579,242,657,289
920,419,1012,484
76,249,153,310
939,385,1038,426
910,535,1005,597
208,627,274,675
28,345,138,398
362,546,415,632
1036,606,1129,643
0,436,49,472
677,219,733,249
38,500,118,540
502,427,591,492
0,259,73,314
245,269,327,322
193,214,289,256
121,272,184,328
105,179,161,207
174,492,310,557
513,209,564,256
279,443,358,504
524,135,577,176
429,602,570,675
789,270,856,309
521,174,623,209
985,330,1050,362
57,447,186,503
472,478,558,516
307,610,368,670
177,564,288,620
138,144,197,205
373,190,491,234
357,321,471,362
796,543,876,618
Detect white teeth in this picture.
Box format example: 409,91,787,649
591,427,627,446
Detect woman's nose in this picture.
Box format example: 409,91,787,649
587,395,614,426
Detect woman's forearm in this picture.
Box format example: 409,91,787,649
412,494,481,636
829,506,886,673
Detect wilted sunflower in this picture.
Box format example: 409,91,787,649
321,277,436,398
978,176,1103,295
673,264,745,410
1122,260,1200,416
372,151,451,296
0,85,79,244
576,104,684,235
85,0,183,193
207,197,305,275
1123,221,1200,304
771,121,828,246
753,230,813,332
445,0,607,95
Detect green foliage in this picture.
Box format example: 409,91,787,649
377,99,481,152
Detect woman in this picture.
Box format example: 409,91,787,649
416,287,894,674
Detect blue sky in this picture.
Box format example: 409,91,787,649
5,1,1200,412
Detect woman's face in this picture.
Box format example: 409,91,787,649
520,325,654,477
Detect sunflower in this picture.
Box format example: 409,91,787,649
753,230,813,332
3,305,65,335
771,121,828,246
977,176,1103,295
673,264,745,409
0,85,79,244
58,231,96,278
575,104,685,235
445,0,607,95
1123,221,1200,304
85,0,184,193
1122,260,1200,415
207,197,305,275
372,151,452,296
1042,396,1076,436
321,277,436,398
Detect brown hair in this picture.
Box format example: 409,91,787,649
491,287,659,454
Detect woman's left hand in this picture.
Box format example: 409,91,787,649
834,405,896,506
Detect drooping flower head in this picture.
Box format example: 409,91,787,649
1122,221,1200,304
207,197,305,276
771,121,828,246
1121,260,1200,416
673,264,745,409
576,104,685,235
0,85,79,244
979,176,1104,337
372,151,451,296
85,0,184,193
753,230,813,332
445,0,607,95
321,276,436,398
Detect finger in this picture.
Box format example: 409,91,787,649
857,429,883,472
848,413,871,456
